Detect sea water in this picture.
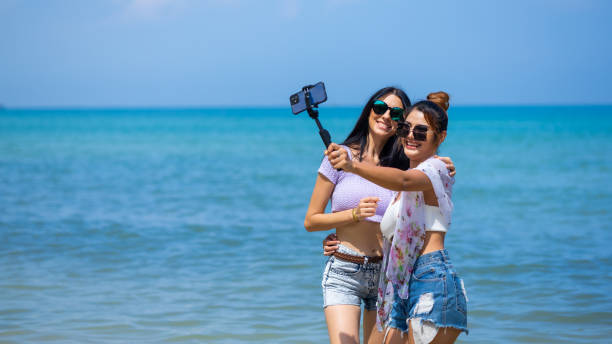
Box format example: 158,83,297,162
1,106,611,343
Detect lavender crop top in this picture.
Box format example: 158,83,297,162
318,145,395,223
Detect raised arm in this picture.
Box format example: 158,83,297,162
325,143,433,192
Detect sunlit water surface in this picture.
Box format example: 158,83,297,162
1,106,611,343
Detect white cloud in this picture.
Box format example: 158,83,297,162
280,0,300,19
208,0,242,7
117,0,244,19
123,0,179,18
113,0,355,22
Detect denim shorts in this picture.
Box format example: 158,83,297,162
388,249,468,335
322,244,381,311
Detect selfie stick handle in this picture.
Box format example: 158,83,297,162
304,86,339,170
315,117,331,148
304,88,332,149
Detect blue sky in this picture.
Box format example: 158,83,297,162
1,0,610,107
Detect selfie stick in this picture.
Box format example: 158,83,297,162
303,85,331,148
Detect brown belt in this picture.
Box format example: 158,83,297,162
333,251,383,264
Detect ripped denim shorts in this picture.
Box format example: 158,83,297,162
388,249,469,336
322,244,381,311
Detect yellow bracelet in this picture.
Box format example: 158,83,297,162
352,208,359,222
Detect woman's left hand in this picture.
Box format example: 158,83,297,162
435,155,456,177
325,143,354,172
322,233,339,256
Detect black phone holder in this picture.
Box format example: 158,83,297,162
302,85,332,148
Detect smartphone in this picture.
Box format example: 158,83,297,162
289,82,327,114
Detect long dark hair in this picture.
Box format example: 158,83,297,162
341,87,411,170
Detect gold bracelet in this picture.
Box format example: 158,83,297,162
352,208,359,222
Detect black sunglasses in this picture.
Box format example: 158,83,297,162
396,122,429,141
372,100,404,121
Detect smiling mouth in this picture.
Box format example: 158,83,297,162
377,121,392,131
404,140,421,149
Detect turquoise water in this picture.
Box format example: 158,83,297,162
1,106,611,343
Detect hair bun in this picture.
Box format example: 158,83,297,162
427,91,450,112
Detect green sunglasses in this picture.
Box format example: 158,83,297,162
372,100,404,121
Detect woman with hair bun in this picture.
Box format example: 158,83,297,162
304,87,456,344
326,92,468,344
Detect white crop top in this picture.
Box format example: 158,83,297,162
380,200,447,240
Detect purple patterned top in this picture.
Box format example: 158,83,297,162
318,146,395,223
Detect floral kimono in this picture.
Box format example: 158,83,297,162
376,156,454,330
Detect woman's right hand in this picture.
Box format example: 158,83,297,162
323,233,339,256
354,196,379,221
325,143,354,172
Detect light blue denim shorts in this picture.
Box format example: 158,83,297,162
388,249,469,334
322,244,381,310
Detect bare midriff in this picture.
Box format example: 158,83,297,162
421,231,446,255
421,189,446,255
336,225,446,257
336,220,383,257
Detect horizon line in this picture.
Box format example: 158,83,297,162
2,103,612,111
